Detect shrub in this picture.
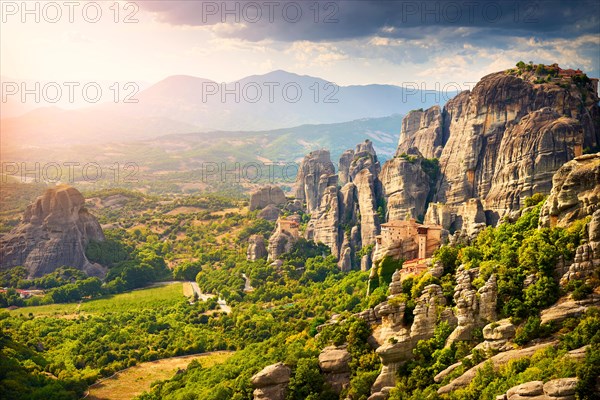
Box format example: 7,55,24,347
524,193,546,207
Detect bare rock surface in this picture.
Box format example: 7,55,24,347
251,362,291,400
0,185,105,278
249,185,286,211
540,153,600,228
247,235,268,261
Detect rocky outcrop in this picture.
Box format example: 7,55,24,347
424,203,455,230
535,154,600,286
454,198,488,240
396,106,446,159
349,140,381,180
0,185,105,278
497,378,579,400
339,183,359,228
284,199,303,213
380,148,430,221
433,70,599,217
257,204,281,221
249,185,286,211
318,346,351,394
251,362,291,400
540,153,600,227
384,66,599,230
484,108,585,212
294,150,336,214
540,295,600,325
295,140,382,266
247,235,267,261
267,230,295,261
446,267,498,346
338,237,352,272
475,319,516,353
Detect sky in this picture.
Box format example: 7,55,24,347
1,0,599,91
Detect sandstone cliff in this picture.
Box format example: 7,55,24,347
0,185,106,278
433,69,599,218
388,65,599,232
396,105,446,159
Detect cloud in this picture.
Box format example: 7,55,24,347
286,41,348,66
139,0,600,42
137,0,599,80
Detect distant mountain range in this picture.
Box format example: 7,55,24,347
1,115,405,192
1,70,452,151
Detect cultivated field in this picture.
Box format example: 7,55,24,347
86,351,234,400
9,282,185,318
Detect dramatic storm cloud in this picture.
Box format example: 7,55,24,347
139,0,600,41
3,0,599,92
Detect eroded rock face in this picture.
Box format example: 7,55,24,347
0,185,105,278
318,346,351,394
485,108,585,212
381,148,430,221
424,203,455,230
339,183,359,228
294,150,336,214
454,198,487,240
340,140,383,247
433,71,599,218
338,237,352,272
247,235,267,261
540,153,600,228
396,106,446,159
249,185,286,211
251,362,291,400
540,295,600,325
293,140,382,266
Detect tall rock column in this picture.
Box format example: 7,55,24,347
347,140,383,246
306,185,341,257
380,147,431,221
294,150,336,214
